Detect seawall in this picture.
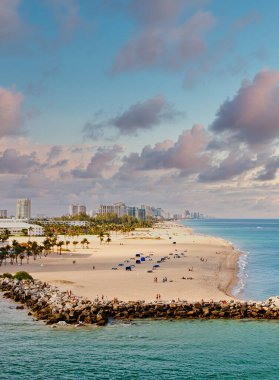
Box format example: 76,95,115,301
1,278,278,326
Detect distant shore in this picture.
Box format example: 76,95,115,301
1,221,240,303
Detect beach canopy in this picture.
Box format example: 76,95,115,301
153,264,160,268
135,253,141,257
140,257,145,261
126,266,132,271
136,260,141,264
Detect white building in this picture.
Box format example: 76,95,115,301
0,210,8,218
99,202,127,218
69,204,87,216
38,220,89,227
0,219,44,236
16,199,31,219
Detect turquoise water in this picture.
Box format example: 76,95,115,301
1,219,279,379
182,219,279,301
1,297,278,380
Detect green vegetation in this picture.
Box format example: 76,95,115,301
1,272,13,279
13,271,33,281
34,213,154,238
0,271,33,281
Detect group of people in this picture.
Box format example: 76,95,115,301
155,293,161,301
154,276,168,283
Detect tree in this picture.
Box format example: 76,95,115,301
28,227,34,237
0,246,8,266
56,241,64,255
80,238,86,249
43,239,52,256
21,229,28,236
73,241,78,251
0,229,10,243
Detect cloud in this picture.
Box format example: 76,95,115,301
231,11,260,31
0,148,38,173
49,159,69,169
45,0,81,44
83,122,104,140
199,151,256,182
121,124,210,174
210,70,279,146
47,145,62,160
112,0,214,73
71,145,123,178
0,0,21,41
256,156,279,181
0,87,24,137
83,94,179,139
112,94,176,134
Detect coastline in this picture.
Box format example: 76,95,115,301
1,221,240,303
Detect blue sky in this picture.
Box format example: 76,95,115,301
1,0,279,217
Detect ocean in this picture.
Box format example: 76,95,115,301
182,219,279,301
1,219,279,379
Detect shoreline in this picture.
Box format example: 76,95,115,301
176,220,242,299
1,221,240,303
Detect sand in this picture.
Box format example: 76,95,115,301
2,221,240,303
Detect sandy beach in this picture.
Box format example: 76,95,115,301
2,222,240,303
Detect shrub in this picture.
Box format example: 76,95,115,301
13,271,33,281
1,272,13,279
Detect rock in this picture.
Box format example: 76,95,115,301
57,321,68,326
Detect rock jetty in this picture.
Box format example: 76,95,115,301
1,278,278,326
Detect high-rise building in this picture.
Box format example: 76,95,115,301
0,210,7,218
99,202,127,218
16,199,31,219
69,204,87,216
127,206,139,218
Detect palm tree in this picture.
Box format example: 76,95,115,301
97,231,104,245
0,246,8,266
73,241,78,251
80,238,87,249
43,239,52,256
56,241,64,255
0,229,10,243
105,233,111,244
28,227,34,238
65,240,70,250
30,241,39,260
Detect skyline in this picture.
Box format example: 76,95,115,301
1,0,279,217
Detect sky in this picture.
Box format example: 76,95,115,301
1,0,279,218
